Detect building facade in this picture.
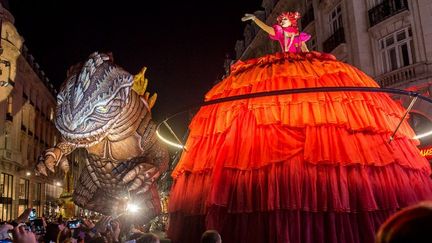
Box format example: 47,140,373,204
231,0,432,156
0,4,64,221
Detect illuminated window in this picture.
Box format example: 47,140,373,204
7,96,12,114
18,178,29,215
379,27,414,73
0,173,14,221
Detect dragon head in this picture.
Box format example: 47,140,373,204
55,52,134,146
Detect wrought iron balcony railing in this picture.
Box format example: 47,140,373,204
368,0,409,27
323,27,345,53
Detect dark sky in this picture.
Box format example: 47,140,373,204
8,0,263,122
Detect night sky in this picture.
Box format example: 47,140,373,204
9,0,263,122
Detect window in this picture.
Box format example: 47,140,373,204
28,143,33,162
18,179,30,215
0,173,13,221
7,96,12,114
4,123,11,150
34,183,42,216
379,27,414,73
368,0,385,9
329,3,343,34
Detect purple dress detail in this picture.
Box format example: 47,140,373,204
269,25,311,53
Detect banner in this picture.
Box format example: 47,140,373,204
420,145,432,160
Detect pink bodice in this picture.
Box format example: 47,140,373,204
269,25,311,53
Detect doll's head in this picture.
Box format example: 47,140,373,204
277,12,301,29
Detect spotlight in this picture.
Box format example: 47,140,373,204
55,181,62,187
126,203,140,213
26,171,31,176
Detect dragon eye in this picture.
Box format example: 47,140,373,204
96,106,109,113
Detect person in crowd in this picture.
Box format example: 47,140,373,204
12,223,37,243
0,222,13,241
376,201,432,243
136,233,160,243
201,230,222,243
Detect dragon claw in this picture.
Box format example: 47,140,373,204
36,162,48,176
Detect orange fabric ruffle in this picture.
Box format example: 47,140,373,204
168,52,432,243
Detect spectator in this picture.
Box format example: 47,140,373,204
0,223,13,241
376,201,432,243
12,223,37,243
137,233,160,243
201,230,222,243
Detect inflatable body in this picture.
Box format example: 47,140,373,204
37,52,169,223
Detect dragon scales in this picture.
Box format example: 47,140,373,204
36,52,169,222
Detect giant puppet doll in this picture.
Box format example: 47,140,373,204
167,11,432,243
36,52,169,224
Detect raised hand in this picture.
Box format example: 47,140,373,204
241,13,256,22
12,225,37,243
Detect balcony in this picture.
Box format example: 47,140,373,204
376,62,429,87
301,7,315,29
323,27,345,53
368,0,409,27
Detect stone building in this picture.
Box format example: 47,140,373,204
0,2,64,220
230,0,432,156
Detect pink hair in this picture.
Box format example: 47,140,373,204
277,11,301,31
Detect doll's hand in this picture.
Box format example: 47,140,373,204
241,13,256,22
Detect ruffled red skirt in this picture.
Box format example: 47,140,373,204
168,52,432,243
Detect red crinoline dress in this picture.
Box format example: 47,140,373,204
168,51,432,243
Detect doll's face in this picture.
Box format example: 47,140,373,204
280,17,291,27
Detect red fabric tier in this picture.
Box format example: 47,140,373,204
168,52,432,243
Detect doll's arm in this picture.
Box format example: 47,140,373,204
301,42,310,52
242,14,275,36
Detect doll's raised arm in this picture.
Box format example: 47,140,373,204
242,13,275,36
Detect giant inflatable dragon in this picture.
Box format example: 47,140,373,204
36,52,169,222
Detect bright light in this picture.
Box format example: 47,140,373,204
55,181,62,186
414,130,432,139
126,203,140,213
26,171,31,176
156,130,184,149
